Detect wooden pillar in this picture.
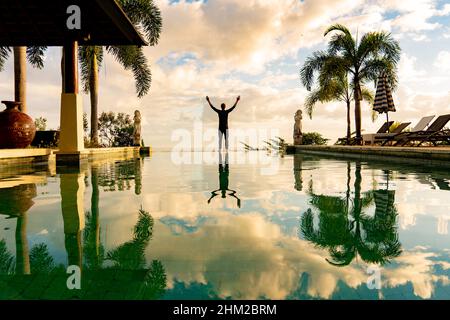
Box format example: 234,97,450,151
63,41,79,94
58,40,85,155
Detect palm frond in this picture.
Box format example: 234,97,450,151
300,50,329,91
107,46,151,97
359,57,398,88
118,0,163,46
361,87,374,104
26,46,47,69
358,32,401,65
324,24,356,59
0,46,11,71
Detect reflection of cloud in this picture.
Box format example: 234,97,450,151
397,203,417,230
438,217,448,235
384,248,450,299
148,212,449,299
149,213,367,299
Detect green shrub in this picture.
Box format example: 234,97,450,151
302,132,329,145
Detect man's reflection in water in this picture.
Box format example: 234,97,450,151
208,152,241,208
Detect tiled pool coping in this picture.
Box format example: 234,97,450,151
0,147,150,167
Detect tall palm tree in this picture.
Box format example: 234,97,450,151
0,46,47,113
302,66,374,144
79,0,162,145
300,24,401,145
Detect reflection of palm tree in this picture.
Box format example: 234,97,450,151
0,240,14,275
83,166,104,270
82,166,165,298
84,208,167,299
301,162,402,266
29,243,57,274
106,209,153,269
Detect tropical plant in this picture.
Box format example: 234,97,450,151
301,132,329,145
79,0,162,145
34,117,47,131
300,24,401,145
0,46,47,113
98,111,135,147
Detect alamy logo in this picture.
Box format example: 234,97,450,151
66,5,81,30
66,265,81,290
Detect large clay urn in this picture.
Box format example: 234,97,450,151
0,101,36,149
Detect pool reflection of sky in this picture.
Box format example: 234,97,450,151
0,152,449,300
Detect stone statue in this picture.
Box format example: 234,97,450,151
294,110,303,145
133,110,142,147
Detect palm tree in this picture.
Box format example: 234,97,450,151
0,46,47,113
302,67,374,144
79,0,162,145
300,24,401,145
83,165,105,270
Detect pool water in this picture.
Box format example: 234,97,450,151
0,152,449,300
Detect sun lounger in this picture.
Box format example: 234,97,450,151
371,122,411,144
380,116,435,146
335,130,365,145
362,121,394,145
393,114,450,146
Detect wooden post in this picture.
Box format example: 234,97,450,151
63,41,79,94
58,40,85,154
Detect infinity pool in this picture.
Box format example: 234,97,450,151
0,152,449,300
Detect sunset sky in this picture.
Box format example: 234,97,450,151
1,0,450,149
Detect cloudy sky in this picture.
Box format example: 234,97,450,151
1,0,450,149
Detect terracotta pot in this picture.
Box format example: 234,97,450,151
0,101,36,149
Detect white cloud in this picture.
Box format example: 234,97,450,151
434,51,450,71
377,0,450,32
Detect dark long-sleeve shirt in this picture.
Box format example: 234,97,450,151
211,106,236,132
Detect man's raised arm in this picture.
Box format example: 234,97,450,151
206,96,219,112
228,96,241,113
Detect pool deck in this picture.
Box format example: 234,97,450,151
287,145,450,166
0,146,151,167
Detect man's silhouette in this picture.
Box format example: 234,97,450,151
207,152,241,208
206,96,240,151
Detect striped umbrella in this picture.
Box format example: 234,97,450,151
373,72,396,131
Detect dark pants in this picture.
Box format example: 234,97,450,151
218,129,229,151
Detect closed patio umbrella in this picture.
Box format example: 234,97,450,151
373,72,396,132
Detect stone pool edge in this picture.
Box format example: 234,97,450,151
0,147,151,167
287,145,450,167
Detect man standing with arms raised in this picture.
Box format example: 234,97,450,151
206,96,241,152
